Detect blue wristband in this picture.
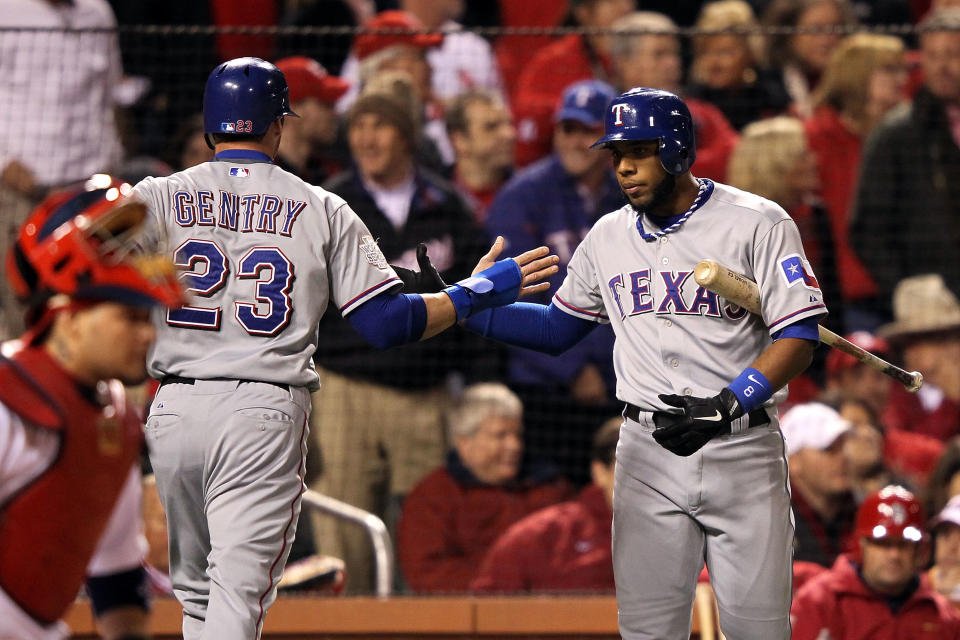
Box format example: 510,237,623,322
443,259,522,321
727,367,773,414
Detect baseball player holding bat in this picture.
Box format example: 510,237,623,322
133,57,558,639
465,88,827,639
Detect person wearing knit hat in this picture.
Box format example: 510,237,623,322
348,71,422,156
275,56,351,184
308,71,489,593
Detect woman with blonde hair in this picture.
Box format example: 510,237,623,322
727,116,839,322
804,33,908,329
686,0,790,129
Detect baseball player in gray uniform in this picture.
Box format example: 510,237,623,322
134,57,558,640
464,88,827,639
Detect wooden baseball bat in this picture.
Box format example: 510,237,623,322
693,260,924,393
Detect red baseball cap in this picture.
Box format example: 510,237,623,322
353,11,443,61
275,56,350,105
825,330,890,378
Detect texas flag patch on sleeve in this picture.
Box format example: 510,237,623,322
779,254,820,290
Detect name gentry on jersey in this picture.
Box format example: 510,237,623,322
171,190,307,236
607,268,750,320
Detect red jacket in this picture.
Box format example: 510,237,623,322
0,347,142,624
471,484,613,593
791,555,960,640
511,35,616,167
883,428,944,488
397,453,573,593
804,106,879,302
884,383,960,443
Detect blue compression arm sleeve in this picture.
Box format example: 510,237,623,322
771,315,821,342
464,302,597,356
347,291,427,349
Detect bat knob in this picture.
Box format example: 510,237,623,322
907,371,924,393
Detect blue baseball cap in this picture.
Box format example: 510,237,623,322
554,79,618,126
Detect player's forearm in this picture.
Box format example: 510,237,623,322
420,292,458,339
748,337,816,392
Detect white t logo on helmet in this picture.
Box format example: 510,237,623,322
612,103,629,126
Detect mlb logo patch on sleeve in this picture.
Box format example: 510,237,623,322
359,235,388,269
229,167,250,178
779,254,820,290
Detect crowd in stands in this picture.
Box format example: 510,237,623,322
5,0,960,633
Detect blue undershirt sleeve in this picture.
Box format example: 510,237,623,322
463,302,597,356
771,315,821,343
346,291,428,349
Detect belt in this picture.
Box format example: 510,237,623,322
624,402,770,429
159,375,289,392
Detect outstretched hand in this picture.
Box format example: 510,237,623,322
473,236,560,299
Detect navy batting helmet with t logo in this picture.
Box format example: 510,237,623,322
591,88,696,175
202,57,298,139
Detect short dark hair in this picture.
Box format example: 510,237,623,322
591,418,621,467
444,89,501,137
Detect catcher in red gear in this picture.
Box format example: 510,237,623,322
0,175,183,640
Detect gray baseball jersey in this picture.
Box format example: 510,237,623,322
554,180,826,640
137,154,399,639
554,181,825,409
134,158,400,390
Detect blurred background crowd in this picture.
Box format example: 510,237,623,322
6,0,960,622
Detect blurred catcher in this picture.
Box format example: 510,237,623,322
0,175,183,640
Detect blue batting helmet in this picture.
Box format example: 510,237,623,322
591,88,696,175
202,57,298,138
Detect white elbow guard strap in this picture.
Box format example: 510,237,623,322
443,259,522,321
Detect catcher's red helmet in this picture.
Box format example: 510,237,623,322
7,174,184,314
855,485,926,544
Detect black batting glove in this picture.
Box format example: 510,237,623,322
653,388,743,457
391,243,448,294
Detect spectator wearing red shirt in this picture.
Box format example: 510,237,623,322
791,485,960,640
879,275,960,443
781,402,858,567
397,383,574,593
804,34,908,331
471,417,620,593
607,12,740,183
511,0,635,167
